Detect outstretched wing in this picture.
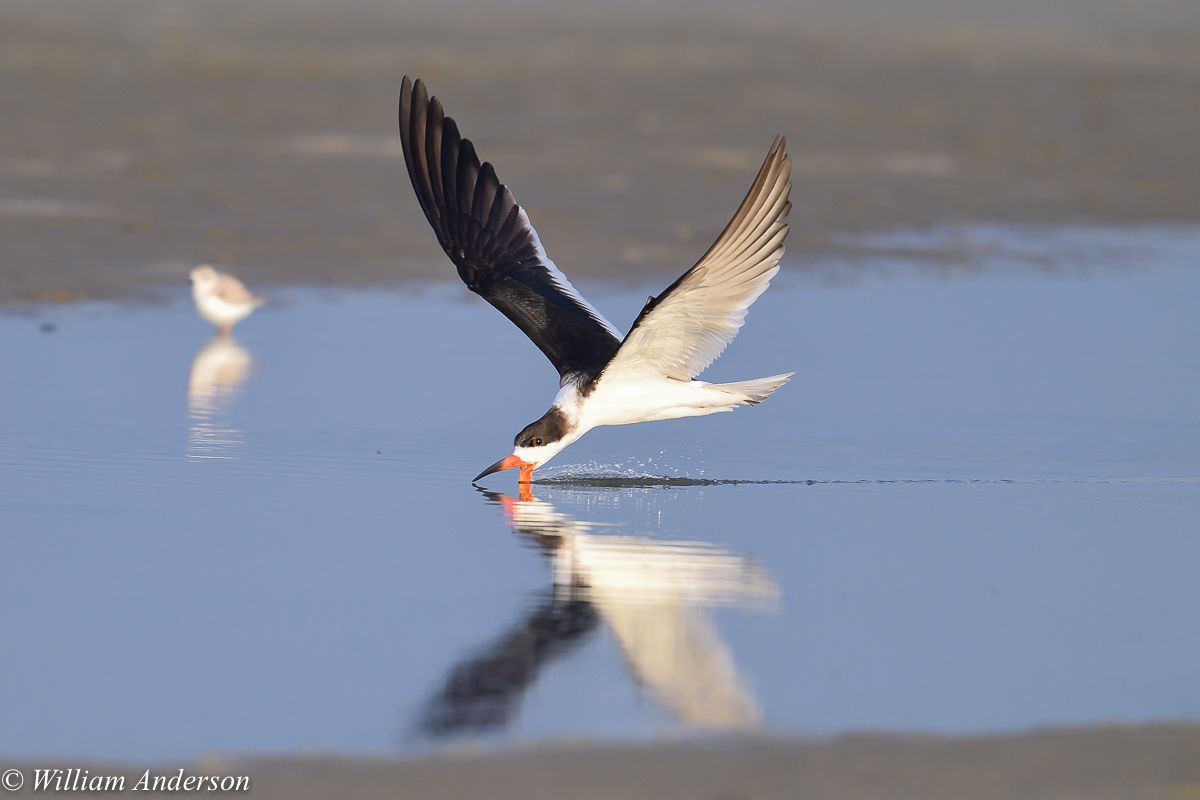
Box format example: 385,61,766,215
399,76,622,382
599,138,791,383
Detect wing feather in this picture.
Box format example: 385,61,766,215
399,77,622,381
214,273,258,305
600,138,792,383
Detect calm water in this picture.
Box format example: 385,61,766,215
2,226,1198,760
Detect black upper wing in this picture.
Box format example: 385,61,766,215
399,76,622,382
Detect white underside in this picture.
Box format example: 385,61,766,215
193,289,257,328
580,376,748,430
514,374,787,469
193,292,256,326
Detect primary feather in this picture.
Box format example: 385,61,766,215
399,76,622,383
600,138,792,384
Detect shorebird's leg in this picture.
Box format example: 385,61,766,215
217,324,232,337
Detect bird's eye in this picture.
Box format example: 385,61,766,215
534,437,543,447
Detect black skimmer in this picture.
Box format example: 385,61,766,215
399,77,793,484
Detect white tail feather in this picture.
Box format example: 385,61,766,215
712,372,793,406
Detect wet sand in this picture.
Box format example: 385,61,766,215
6,725,1200,799
226,725,1200,799
2,0,1199,302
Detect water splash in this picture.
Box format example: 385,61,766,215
535,448,714,484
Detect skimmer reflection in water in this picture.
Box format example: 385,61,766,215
417,488,778,739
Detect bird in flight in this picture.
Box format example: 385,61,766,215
399,77,793,484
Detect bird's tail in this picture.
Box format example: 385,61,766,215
711,372,793,406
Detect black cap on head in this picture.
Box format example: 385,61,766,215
514,407,569,449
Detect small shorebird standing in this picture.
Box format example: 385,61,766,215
189,265,264,336
399,77,793,484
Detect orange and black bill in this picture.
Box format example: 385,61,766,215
473,455,534,483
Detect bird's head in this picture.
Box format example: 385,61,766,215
473,407,572,484
189,265,218,289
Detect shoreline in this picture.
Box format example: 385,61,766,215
5,723,1200,799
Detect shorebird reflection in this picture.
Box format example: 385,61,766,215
187,336,253,459
418,489,778,738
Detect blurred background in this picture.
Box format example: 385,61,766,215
2,0,1198,301
2,2,1199,798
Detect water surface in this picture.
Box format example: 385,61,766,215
2,226,1198,759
